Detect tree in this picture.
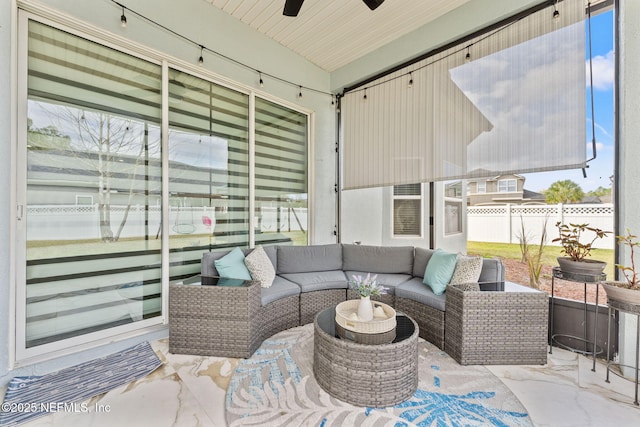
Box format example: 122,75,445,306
586,186,612,198
544,180,585,204
38,103,160,242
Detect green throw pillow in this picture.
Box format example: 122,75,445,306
423,249,458,295
214,247,252,280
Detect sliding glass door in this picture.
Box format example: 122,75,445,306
23,20,163,350
167,68,250,280
18,16,310,359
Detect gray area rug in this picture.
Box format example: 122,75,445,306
226,324,532,426
0,341,162,427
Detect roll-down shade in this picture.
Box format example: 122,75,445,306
341,0,586,190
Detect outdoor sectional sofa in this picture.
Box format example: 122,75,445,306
169,243,548,365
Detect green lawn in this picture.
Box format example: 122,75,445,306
467,241,616,279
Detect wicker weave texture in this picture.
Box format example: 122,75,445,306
259,294,300,342
444,284,548,365
169,283,262,358
395,296,445,349
313,315,419,407
300,289,347,325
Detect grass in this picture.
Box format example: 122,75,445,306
467,241,616,279
28,230,309,260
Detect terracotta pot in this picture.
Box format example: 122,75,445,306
602,281,640,306
557,257,607,277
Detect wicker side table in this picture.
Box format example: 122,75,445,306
313,306,419,408
445,282,548,365
169,275,261,358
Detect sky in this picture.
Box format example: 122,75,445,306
521,9,615,193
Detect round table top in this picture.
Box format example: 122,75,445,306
315,305,416,345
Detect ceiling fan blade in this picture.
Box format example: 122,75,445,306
283,0,305,16
362,0,385,11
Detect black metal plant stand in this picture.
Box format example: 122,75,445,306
549,267,606,372
605,298,640,406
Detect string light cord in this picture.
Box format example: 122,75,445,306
344,11,528,97
111,1,334,98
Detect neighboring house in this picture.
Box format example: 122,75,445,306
467,174,546,206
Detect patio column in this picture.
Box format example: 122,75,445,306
618,0,640,379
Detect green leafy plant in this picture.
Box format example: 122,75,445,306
614,229,640,290
553,222,610,262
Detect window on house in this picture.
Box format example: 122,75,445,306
393,184,422,237
477,181,486,193
498,179,517,192
445,180,464,235
445,201,463,235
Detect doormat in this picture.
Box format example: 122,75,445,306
0,341,162,426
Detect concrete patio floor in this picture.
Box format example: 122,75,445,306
3,339,640,426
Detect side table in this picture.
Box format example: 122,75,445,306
549,267,606,372
169,275,261,358
605,298,640,406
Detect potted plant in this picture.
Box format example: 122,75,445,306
349,273,387,321
553,222,610,276
602,229,640,306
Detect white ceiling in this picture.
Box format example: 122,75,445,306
202,0,472,72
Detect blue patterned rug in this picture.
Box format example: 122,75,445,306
226,325,532,426
0,341,162,427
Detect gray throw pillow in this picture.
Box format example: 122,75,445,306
244,245,276,288
449,255,483,285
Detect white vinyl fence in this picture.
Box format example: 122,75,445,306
467,203,615,249
27,205,307,241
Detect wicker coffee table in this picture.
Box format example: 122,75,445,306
313,306,419,407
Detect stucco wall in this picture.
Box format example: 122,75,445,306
618,0,640,378
0,0,14,386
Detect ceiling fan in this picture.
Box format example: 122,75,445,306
283,0,385,17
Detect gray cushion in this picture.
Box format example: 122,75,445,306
478,258,505,285
261,276,301,306
244,245,277,271
413,247,435,278
277,244,343,274
396,277,446,311
345,271,412,295
342,244,414,274
201,250,232,276
279,270,348,292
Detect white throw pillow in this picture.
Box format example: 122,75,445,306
449,255,483,285
244,245,276,288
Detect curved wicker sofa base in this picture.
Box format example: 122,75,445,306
300,289,348,325
395,296,445,350
260,294,301,344
171,244,522,362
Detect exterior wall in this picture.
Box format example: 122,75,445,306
340,185,431,249
467,174,527,205
0,0,13,389
618,0,640,379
